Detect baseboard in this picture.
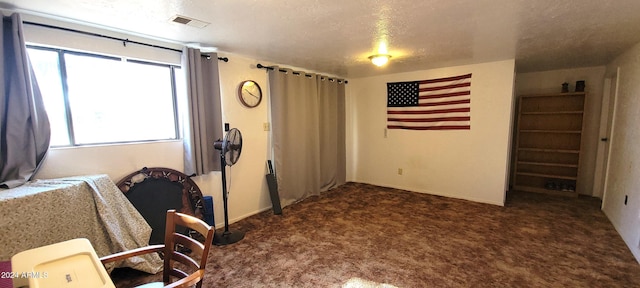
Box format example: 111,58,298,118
214,181,505,229
215,206,274,229
353,180,505,206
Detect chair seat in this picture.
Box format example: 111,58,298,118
134,282,166,288
101,210,214,288
134,280,197,288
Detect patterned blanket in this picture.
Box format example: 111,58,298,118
0,174,162,274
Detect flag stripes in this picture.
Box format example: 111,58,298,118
387,107,470,115
386,125,471,130
419,73,472,84
419,91,470,100
387,116,470,122
419,82,470,92
386,73,472,130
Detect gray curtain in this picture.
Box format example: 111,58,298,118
318,76,346,190
269,68,346,207
0,13,50,188
181,48,223,175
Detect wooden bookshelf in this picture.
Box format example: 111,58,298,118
512,92,586,197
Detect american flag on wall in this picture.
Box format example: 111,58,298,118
387,73,472,130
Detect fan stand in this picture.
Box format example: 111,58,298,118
213,149,245,246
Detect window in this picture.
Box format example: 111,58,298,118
27,46,182,147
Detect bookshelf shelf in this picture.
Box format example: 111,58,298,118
512,92,586,197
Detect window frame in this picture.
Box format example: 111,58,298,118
27,45,182,147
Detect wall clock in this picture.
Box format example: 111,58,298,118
238,80,262,108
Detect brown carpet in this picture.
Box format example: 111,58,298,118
111,182,640,287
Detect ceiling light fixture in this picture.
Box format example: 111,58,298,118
369,54,391,66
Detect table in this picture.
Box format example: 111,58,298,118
0,174,162,274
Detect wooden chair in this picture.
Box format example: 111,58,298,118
100,210,215,288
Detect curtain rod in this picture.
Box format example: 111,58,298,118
23,21,229,62
256,63,348,84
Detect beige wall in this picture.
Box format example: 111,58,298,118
212,53,274,225
602,41,640,263
514,66,606,196
347,59,516,206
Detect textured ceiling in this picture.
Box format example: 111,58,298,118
2,0,640,78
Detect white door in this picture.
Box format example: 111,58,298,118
593,68,619,202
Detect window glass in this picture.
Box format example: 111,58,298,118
27,46,179,146
27,48,70,146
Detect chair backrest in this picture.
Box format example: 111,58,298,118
162,210,215,288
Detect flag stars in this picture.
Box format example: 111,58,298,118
387,82,419,107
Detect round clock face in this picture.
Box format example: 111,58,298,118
239,80,262,108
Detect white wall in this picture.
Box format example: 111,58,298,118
602,41,640,263
35,141,184,181
23,19,182,65
514,66,606,196
347,60,516,206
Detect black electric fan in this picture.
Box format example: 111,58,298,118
212,128,244,245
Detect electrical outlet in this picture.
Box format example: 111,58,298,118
224,123,230,131
263,122,270,131
398,168,403,175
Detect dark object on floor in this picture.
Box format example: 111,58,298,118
117,167,207,244
266,160,282,215
101,210,214,288
203,196,215,226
